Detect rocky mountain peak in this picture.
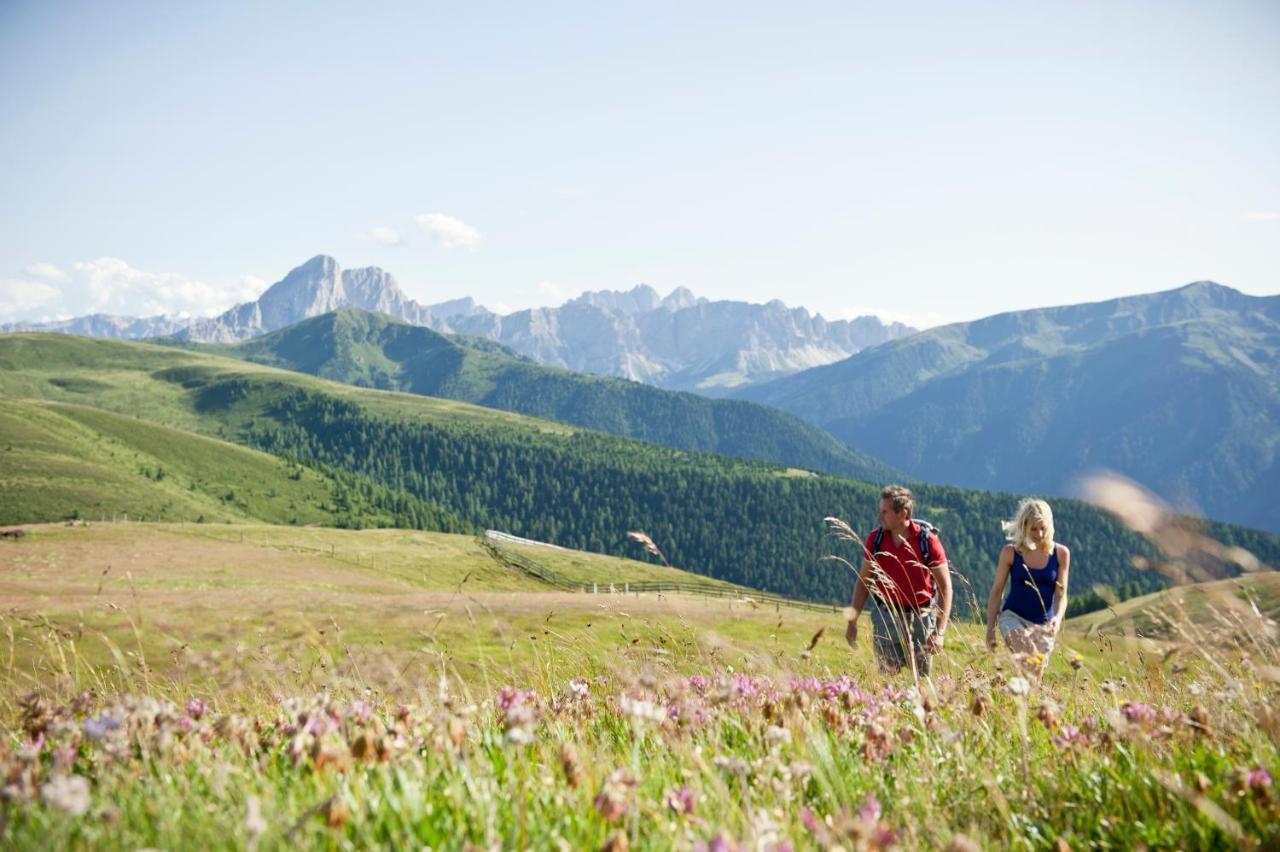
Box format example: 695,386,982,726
568,284,662,314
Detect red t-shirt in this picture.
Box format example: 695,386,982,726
862,521,947,607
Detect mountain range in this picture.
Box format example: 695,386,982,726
2,254,912,392
736,282,1280,533
168,307,898,483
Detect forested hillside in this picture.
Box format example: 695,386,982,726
6,332,1278,613
167,309,897,482
181,371,1280,611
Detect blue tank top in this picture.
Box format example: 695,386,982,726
1002,547,1059,624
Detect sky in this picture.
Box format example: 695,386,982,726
1,0,1277,329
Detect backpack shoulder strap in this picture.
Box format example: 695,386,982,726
916,520,934,564
871,526,885,552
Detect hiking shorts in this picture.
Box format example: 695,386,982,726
998,609,1056,656
869,598,937,676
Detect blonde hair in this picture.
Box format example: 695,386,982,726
1002,498,1055,553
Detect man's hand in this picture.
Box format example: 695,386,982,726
986,627,998,651
924,629,945,655
845,618,858,648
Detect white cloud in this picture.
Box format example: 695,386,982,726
24,262,68,281
415,213,482,250
0,279,61,317
0,257,262,323
361,225,405,246
1243,211,1280,221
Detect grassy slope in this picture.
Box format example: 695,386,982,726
0,399,345,525
0,523,843,688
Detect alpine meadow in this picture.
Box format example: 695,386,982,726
3,4,1279,849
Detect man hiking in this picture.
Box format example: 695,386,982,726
845,485,953,677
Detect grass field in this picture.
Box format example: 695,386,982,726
1,522,1277,848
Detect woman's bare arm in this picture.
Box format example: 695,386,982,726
985,545,1014,648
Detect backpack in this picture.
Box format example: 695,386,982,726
871,520,940,566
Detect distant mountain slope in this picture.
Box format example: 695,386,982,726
737,282,1280,533
176,308,898,483
6,332,1279,607
2,254,913,390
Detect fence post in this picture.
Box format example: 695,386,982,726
594,583,598,594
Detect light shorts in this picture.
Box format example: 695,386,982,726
998,608,1056,655
870,598,937,676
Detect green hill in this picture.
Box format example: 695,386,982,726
4,332,1280,609
161,308,898,482
738,282,1280,533
0,397,465,530
1068,571,1280,641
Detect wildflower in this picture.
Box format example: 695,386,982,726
698,833,740,852
594,769,635,822
568,677,590,700
970,692,991,717
619,696,666,726
1069,652,1084,671
1007,677,1030,697
857,793,881,823
1035,700,1060,730
83,715,120,741
185,699,207,720
601,830,629,852
765,725,791,747
1051,725,1090,751
40,775,90,816
561,744,583,789
1248,767,1272,791
321,795,350,829
665,784,697,815
1121,702,1157,725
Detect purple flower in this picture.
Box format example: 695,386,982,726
497,686,535,711
185,699,207,720
84,715,120,741
856,793,881,823
1247,767,1272,790
665,784,697,815
1121,702,1157,724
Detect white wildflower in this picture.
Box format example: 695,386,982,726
41,775,90,816
1007,676,1031,697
